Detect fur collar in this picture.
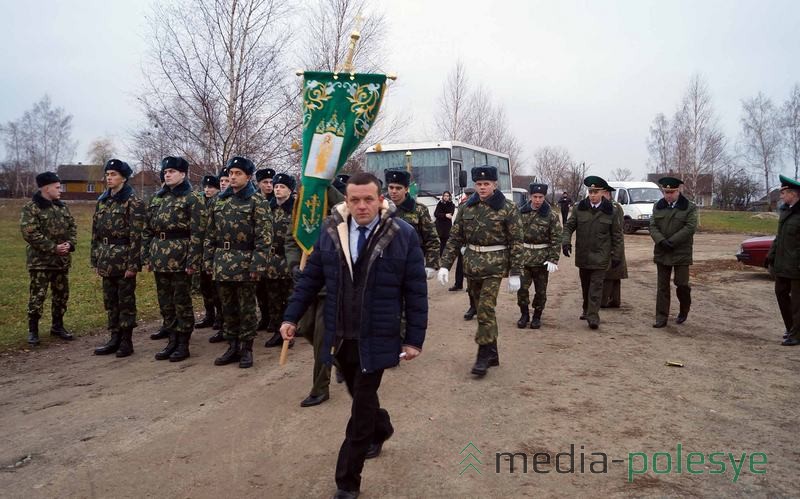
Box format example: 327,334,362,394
32,191,64,209
577,196,613,215
655,193,689,211
397,194,416,213
329,199,396,279
270,194,295,215
464,189,506,210
520,200,551,216
219,182,256,201
98,183,134,203
156,178,192,198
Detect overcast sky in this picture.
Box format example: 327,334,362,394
2,0,799,180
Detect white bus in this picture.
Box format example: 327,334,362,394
364,141,514,214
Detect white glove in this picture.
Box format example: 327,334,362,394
460,246,466,255
425,267,436,280
544,261,559,273
507,275,521,293
437,267,449,286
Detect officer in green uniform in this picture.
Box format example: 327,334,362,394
255,167,276,331
649,176,698,328
561,176,623,330
196,175,222,333
205,156,272,368
263,173,297,348
91,160,146,357
20,172,77,345
766,175,800,346
601,186,628,308
516,183,562,329
384,169,440,275
143,156,206,361
439,166,523,377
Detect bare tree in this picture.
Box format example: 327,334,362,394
534,146,572,202
647,113,671,174
783,83,800,179
714,159,760,210
741,92,783,194
87,137,116,166
611,167,633,181
560,161,588,204
435,61,471,142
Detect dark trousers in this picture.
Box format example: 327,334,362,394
454,252,465,288
28,269,69,320
218,281,257,341
102,275,137,331
334,340,392,492
655,264,691,322
775,276,800,338
199,271,221,315
579,268,606,323
561,209,569,225
601,279,621,308
299,294,331,397
154,272,194,334
255,278,270,325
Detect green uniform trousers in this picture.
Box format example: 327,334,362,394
579,268,606,323
28,270,69,320
218,281,258,341
298,294,331,397
655,264,691,322
102,275,137,332
468,276,502,345
517,265,549,311
154,272,194,334
774,276,800,339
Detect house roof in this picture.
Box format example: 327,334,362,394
57,164,104,182
512,175,537,189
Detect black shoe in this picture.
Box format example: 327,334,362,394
516,306,529,329
782,337,800,346
529,317,541,329
783,330,790,339
155,332,178,360
588,320,599,330
471,344,490,377
150,328,170,340
27,317,40,346
463,306,477,321
50,324,74,341
448,285,463,291
652,320,667,328
215,339,240,365
95,332,121,355
579,312,587,320
264,331,283,348
676,313,688,324
332,490,360,499
300,393,330,407
209,330,225,343
169,332,191,362
195,314,214,329
487,340,499,367
115,328,134,358
366,427,394,459
239,339,254,368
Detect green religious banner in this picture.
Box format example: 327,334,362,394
292,71,387,253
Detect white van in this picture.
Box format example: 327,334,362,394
607,181,662,234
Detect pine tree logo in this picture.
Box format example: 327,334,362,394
459,441,483,475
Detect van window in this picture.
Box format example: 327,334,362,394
618,189,629,204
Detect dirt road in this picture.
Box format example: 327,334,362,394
0,233,795,498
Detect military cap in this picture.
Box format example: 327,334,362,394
528,183,548,195
217,166,230,179
161,156,189,173
336,174,350,184
104,158,132,179
256,168,275,182
36,171,60,188
658,177,684,192
385,169,411,187
202,175,220,189
472,165,498,182
333,174,349,194
273,173,296,191
779,174,800,192
583,175,610,191
225,156,255,176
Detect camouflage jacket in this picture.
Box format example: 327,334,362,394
441,190,523,278
604,201,628,279
90,184,146,276
20,192,77,271
562,197,623,270
265,195,294,279
203,182,272,281
142,179,206,272
518,200,562,267
395,195,440,269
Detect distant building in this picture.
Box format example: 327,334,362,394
56,164,104,200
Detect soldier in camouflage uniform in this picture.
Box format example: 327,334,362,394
196,175,222,333
264,173,298,348
143,156,206,362
516,183,562,330
384,169,440,275
91,160,146,357
439,166,523,377
254,167,276,331
205,157,272,368
601,187,628,308
20,172,77,345
561,176,624,330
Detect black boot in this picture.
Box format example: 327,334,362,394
169,331,191,362
530,309,542,329
487,340,499,367
209,330,225,343
27,316,40,346
239,339,254,368
150,327,170,340
264,331,283,348
116,328,134,358
155,331,178,360
94,330,121,355
215,338,240,365
676,286,691,324
471,344,490,377
516,305,529,328
257,315,270,331
195,308,215,329
50,315,74,340
463,306,477,321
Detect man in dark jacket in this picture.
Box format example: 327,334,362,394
558,191,573,225
768,174,800,346
280,172,427,499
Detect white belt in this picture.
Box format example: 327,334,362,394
523,243,550,249
467,244,507,253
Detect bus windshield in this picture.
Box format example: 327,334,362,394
364,149,451,195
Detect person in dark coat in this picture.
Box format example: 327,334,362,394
280,172,427,499
768,174,800,346
557,191,573,225
434,191,456,256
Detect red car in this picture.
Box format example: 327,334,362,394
736,236,775,268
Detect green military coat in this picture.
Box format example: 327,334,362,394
605,201,628,279
562,197,623,270
649,194,698,266
266,195,294,279
20,191,77,270
767,201,800,279
90,184,146,277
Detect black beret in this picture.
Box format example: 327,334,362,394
658,177,684,191
36,171,60,188
255,168,275,182
583,175,610,191
161,156,189,173
202,175,220,189
226,156,255,176
385,169,411,187
217,166,230,179
472,165,498,182
104,158,133,179
528,183,548,195
273,173,296,191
